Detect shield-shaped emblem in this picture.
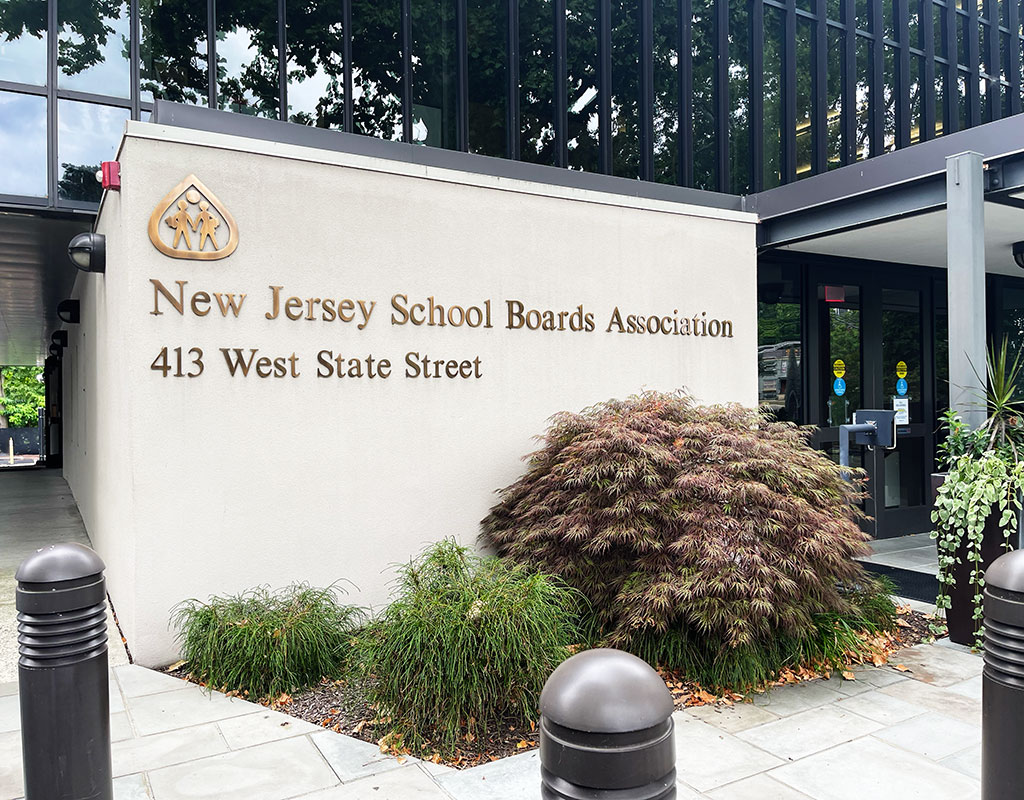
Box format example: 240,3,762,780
148,175,238,260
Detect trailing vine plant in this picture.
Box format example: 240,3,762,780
931,450,1024,648
931,338,1024,649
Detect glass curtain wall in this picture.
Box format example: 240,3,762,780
1,0,1022,207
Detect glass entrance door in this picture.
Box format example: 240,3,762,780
877,288,931,534
808,270,936,538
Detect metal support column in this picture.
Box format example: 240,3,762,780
945,150,987,429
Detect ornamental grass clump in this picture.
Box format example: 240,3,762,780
481,390,895,689
353,539,581,752
172,583,362,699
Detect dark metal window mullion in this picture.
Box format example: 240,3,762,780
456,0,469,151
1010,0,1021,115
870,0,883,155
130,0,140,120
813,0,828,174
208,0,217,108
784,0,797,181
944,0,958,132
842,0,856,162
278,0,288,121
896,0,911,147
401,0,412,143
750,0,765,190
554,0,568,168
0,80,46,96
679,0,694,186
47,0,57,205
987,0,1001,118
641,0,655,182
922,0,936,139
715,0,729,190
55,88,132,107
966,0,980,125
506,0,520,160
599,0,612,174
343,0,353,133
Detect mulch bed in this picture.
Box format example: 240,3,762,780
167,604,946,770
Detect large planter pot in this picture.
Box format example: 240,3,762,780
931,472,1014,646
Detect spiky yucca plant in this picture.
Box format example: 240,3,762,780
482,390,889,686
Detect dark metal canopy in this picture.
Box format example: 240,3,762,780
0,211,91,365
752,112,1024,277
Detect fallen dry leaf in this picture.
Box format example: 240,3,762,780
893,664,911,672
841,671,856,681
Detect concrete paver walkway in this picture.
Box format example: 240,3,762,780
858,532,939,576
0,469,129,682
0,640,983,799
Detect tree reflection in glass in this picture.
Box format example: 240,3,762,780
57,99,129,203
566,0,599,172
519,0,555,164
216,0,280,118
58,0,130,97
350,0,403,141
467,0,507,157
286,0,346,127
140,0,208,104
0,0,47,85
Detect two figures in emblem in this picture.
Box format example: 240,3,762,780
165,188,220,252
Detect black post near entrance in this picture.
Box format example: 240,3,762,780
16,543,113,800
982,549,1024,799
539,649,676,799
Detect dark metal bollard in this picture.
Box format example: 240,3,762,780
16,543,112,800
539,648,676,799
981,549,1024,800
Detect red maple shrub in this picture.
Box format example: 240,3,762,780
481,390,891,686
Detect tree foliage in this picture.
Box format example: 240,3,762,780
0,366,44,428
482,391,883,682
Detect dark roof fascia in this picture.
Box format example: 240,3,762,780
150,101,745,214
749,112,1024,222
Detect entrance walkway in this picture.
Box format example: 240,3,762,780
0,640,982,799
859,533,939,576
0,469,129,682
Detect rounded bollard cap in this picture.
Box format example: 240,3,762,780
16,542,105,584
985,550,1024,594
540,648,673,733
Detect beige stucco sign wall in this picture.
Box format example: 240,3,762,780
63,121,758,666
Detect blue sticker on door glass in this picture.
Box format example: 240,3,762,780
896,378,908,396
833,377,847,396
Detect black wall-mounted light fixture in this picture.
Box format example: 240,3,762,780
48,343,62,358
57,299,80,324
1013,242,1024,270
51,331,68,348
67,232,106,273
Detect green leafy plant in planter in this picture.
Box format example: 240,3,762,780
352,539,581,753
931,338,1024,648
481,389,897,690
932,451,1024,647
172,583,363,698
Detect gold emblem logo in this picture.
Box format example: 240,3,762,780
148,175,238,260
